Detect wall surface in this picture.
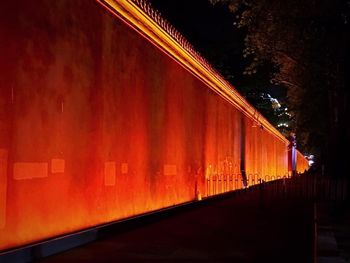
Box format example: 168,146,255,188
297,151,309,174
0,0,300,251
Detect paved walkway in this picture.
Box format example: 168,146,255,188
317,202,350,263
39,187,313,263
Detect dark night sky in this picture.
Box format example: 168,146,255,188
148,0,244,85
148,0,287,100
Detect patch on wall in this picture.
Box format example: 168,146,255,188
121,163,128,174
104,161,116,186
51,159,65,173
0,149,8,229
164,164,177,176
13,162,48,180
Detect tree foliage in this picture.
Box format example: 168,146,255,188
211,0,349,170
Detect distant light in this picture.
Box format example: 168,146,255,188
277,123,289,128
305,155,314,166
270,97,281,109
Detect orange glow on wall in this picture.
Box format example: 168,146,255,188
0,0,308,252
296,151,309,174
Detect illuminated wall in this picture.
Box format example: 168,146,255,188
296,151,309,174
244,118,289,183
0,0,307,251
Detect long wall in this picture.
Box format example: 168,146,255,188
0,0,305,251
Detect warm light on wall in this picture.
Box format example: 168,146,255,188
0,0,308,252
96,0,288,144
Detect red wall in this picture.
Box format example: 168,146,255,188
0,0,290,251
297,151,309,174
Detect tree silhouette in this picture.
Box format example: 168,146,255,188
211,0,349,174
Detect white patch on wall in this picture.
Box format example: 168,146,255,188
13,162,48,180
104,161,116,186
121,163,128,174
164,164,177,176
51,159,65,173
0,149,8,229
